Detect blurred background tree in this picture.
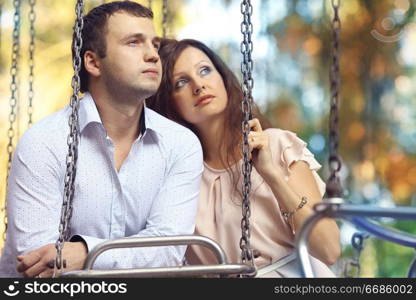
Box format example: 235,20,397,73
0,0,415,277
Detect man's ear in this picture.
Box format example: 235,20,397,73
84,50,101,77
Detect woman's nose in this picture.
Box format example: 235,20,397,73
193,84,205,95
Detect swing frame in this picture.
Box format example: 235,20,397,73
296,200,416,278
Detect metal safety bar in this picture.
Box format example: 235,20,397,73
295,199,416,278
61,235,256,278
350,217,416,248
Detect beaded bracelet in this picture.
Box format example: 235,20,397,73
281,196,308,235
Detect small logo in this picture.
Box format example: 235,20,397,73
3,281,20,297
371,16,406,43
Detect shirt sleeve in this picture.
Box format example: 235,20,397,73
75,130,204,270
269,128,326,198
6,128,63,256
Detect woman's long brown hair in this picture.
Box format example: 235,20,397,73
147,39,272,197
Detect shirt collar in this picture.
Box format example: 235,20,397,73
79,92,102,133
79,92,151,136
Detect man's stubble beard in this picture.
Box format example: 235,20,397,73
102,67,159,103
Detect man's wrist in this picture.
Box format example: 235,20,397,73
70,235,88,253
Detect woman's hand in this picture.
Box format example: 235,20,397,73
247,118,281,181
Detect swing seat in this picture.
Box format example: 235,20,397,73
61,235,256,278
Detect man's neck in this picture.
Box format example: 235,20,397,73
90,89,144,143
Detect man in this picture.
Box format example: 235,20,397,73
0,1,203,278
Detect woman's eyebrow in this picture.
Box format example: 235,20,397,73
194,60,210,67
172,72,184,78
173,60,211,78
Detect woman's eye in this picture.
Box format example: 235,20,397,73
200,66,211,76
175,79,188,89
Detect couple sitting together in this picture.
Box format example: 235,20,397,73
0,1,340,278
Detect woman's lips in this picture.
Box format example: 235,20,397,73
195,95,214,107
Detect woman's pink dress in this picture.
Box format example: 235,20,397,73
186,128,336,277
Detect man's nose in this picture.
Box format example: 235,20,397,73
143,44,159,63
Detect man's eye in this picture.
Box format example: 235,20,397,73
128,40,138,44
154,43,161,50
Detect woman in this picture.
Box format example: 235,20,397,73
148,38,341,277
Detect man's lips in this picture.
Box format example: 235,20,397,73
195,95,214,107
142,68,159,75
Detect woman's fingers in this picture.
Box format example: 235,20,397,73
248,132,267,149
248,118,262,132
247,135,264,157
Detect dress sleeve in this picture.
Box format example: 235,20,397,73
267,129,326,198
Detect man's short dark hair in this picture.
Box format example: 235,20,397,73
72,1,153,93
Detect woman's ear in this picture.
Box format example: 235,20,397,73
84,50,101,78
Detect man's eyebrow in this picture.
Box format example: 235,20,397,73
122,33,161,44
122,33,145,41
153,37,162,44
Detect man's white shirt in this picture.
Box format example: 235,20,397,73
0,93,203,277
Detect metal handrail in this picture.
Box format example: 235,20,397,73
295,200,416,278
350,217,416,248
84,235,228,269
408,256,416,278
61,235,257,278
61,264,255,278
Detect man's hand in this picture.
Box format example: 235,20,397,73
16,242,88,278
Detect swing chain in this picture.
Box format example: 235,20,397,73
148,0,152,10
239,0,254,269
3,0,22,243
7,0,21,181
54,0,84,276
326,0,343,198
344,232,367,277
28,0,36,127
162,0,168,38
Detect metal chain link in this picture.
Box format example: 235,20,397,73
239,0,254,273
326,0,343,198
148,0,152,10
162,0,168,38
3,0,22,244
344,232,368,277
53,0,84,277
28,0,36,127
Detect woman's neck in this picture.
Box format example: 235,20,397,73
195,117,241,170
